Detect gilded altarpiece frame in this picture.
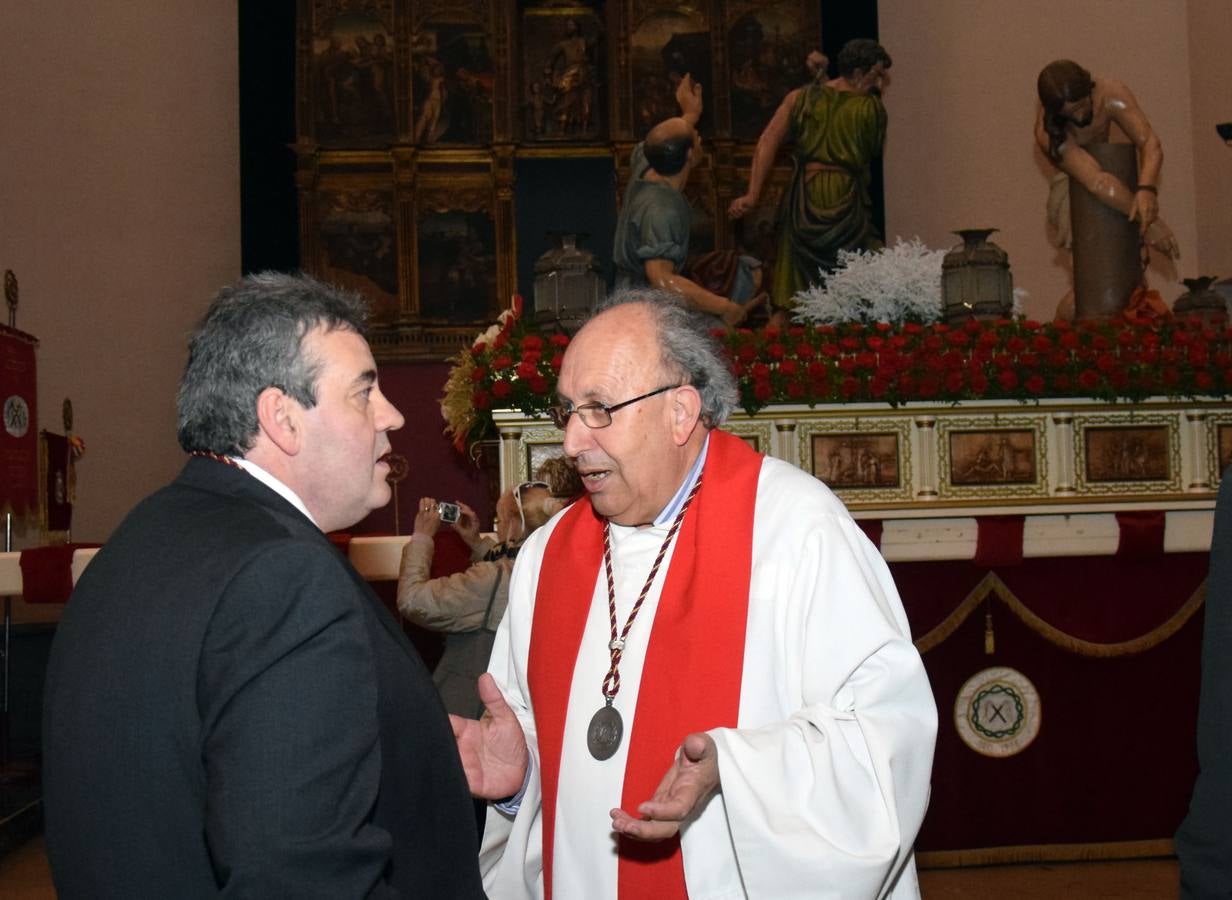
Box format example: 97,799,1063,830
297,1,823,358
1204,410,1232,485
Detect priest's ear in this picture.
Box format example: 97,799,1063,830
254,386,304,456
669,384,704,445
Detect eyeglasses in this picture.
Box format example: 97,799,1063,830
547,384,681,430
513,480,550,533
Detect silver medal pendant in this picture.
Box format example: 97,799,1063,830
587,702,623,760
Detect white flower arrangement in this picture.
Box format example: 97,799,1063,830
792,237,946,325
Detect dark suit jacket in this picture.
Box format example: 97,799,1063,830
43,458,484,898
1176,466,1232,898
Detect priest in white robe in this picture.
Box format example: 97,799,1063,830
453,291,938,900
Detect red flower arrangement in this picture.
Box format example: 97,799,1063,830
444,307,1232,454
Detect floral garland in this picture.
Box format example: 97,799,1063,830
442,303,1232,454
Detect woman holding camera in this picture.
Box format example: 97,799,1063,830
398,481,565,718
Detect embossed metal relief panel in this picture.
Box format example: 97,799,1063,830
1073,412,1183,496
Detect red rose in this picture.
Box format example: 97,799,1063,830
767,342,786,360
492,354,513,370
947,330,971,348
1019,352,1039,369
838,356,857,373
840,376,860,398
515,361,538,380
874,321,893,333
869,376,890,398
491,380,513,399
964,318,983,333
1025,374,1045,394
1059,332,1080,350
970,372,989,394
795,342,816,360
551,352,565,370
520,334,544,352
472,390,492,410
1077,369,1100,390
840,336,861,351
1109,369,1129,390
753,381,773,402
470,365,488,382
1032,335,1053,352
821,343,841,358
520,350,542,366
763,326,782,341
1161,366,1180,386
918,375,941,398
1006,336,1026,354
549,333,571,348
855,350,877,370
786,381,806,399
1023,320,1042,331
738,344,757,362
528,375,549,395
903,323,923,335
779,359,799,376
1096,353,1117,374
492,333,508,351
997,369,1019,390
807,361,828,379
750,362,771,380
944,371,965,392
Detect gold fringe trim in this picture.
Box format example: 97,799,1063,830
917,838,1175,869
914,571,1206,658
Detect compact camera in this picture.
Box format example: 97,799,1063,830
437,501,461,524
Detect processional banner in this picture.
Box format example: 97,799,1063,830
0,324,39,518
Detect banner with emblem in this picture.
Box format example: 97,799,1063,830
1,323,40,518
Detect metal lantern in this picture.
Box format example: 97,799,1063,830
942,228,1014,323
1173,276,1228,327
532,232,605,334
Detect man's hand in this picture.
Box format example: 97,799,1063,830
728,193,757,219
675,73,703,124
609,732,720,841
720,300,749,328
451,673,529,799
1128,188,1159,236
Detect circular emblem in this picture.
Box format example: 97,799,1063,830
3,395,30,438
954,666,1040,758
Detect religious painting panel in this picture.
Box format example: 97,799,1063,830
720,417,773,455
410,5,494,145
797,416,913,506
936,415,1049,502
725,0,821,142
1209,418,1232,484
414,181,499,323
947,430,1038,487
520,1,606,143
307,1,399,146
1083,426,1170,483
812,432,900,490
314,181,401,324
1072,414,1182,497
516,421,566,485
628,3,712,139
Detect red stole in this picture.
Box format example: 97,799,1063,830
527,430,762,899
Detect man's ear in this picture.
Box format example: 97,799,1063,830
255,386,303,456
670,385,704,445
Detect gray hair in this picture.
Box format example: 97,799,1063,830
176,272,370,455
594,289,739,427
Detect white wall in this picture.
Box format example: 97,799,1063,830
879,0,1227,320
0,4,240,543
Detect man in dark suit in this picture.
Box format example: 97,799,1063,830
1176,465,1232,898
43,273,485,898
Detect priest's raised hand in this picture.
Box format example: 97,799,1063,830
609,732,720,841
